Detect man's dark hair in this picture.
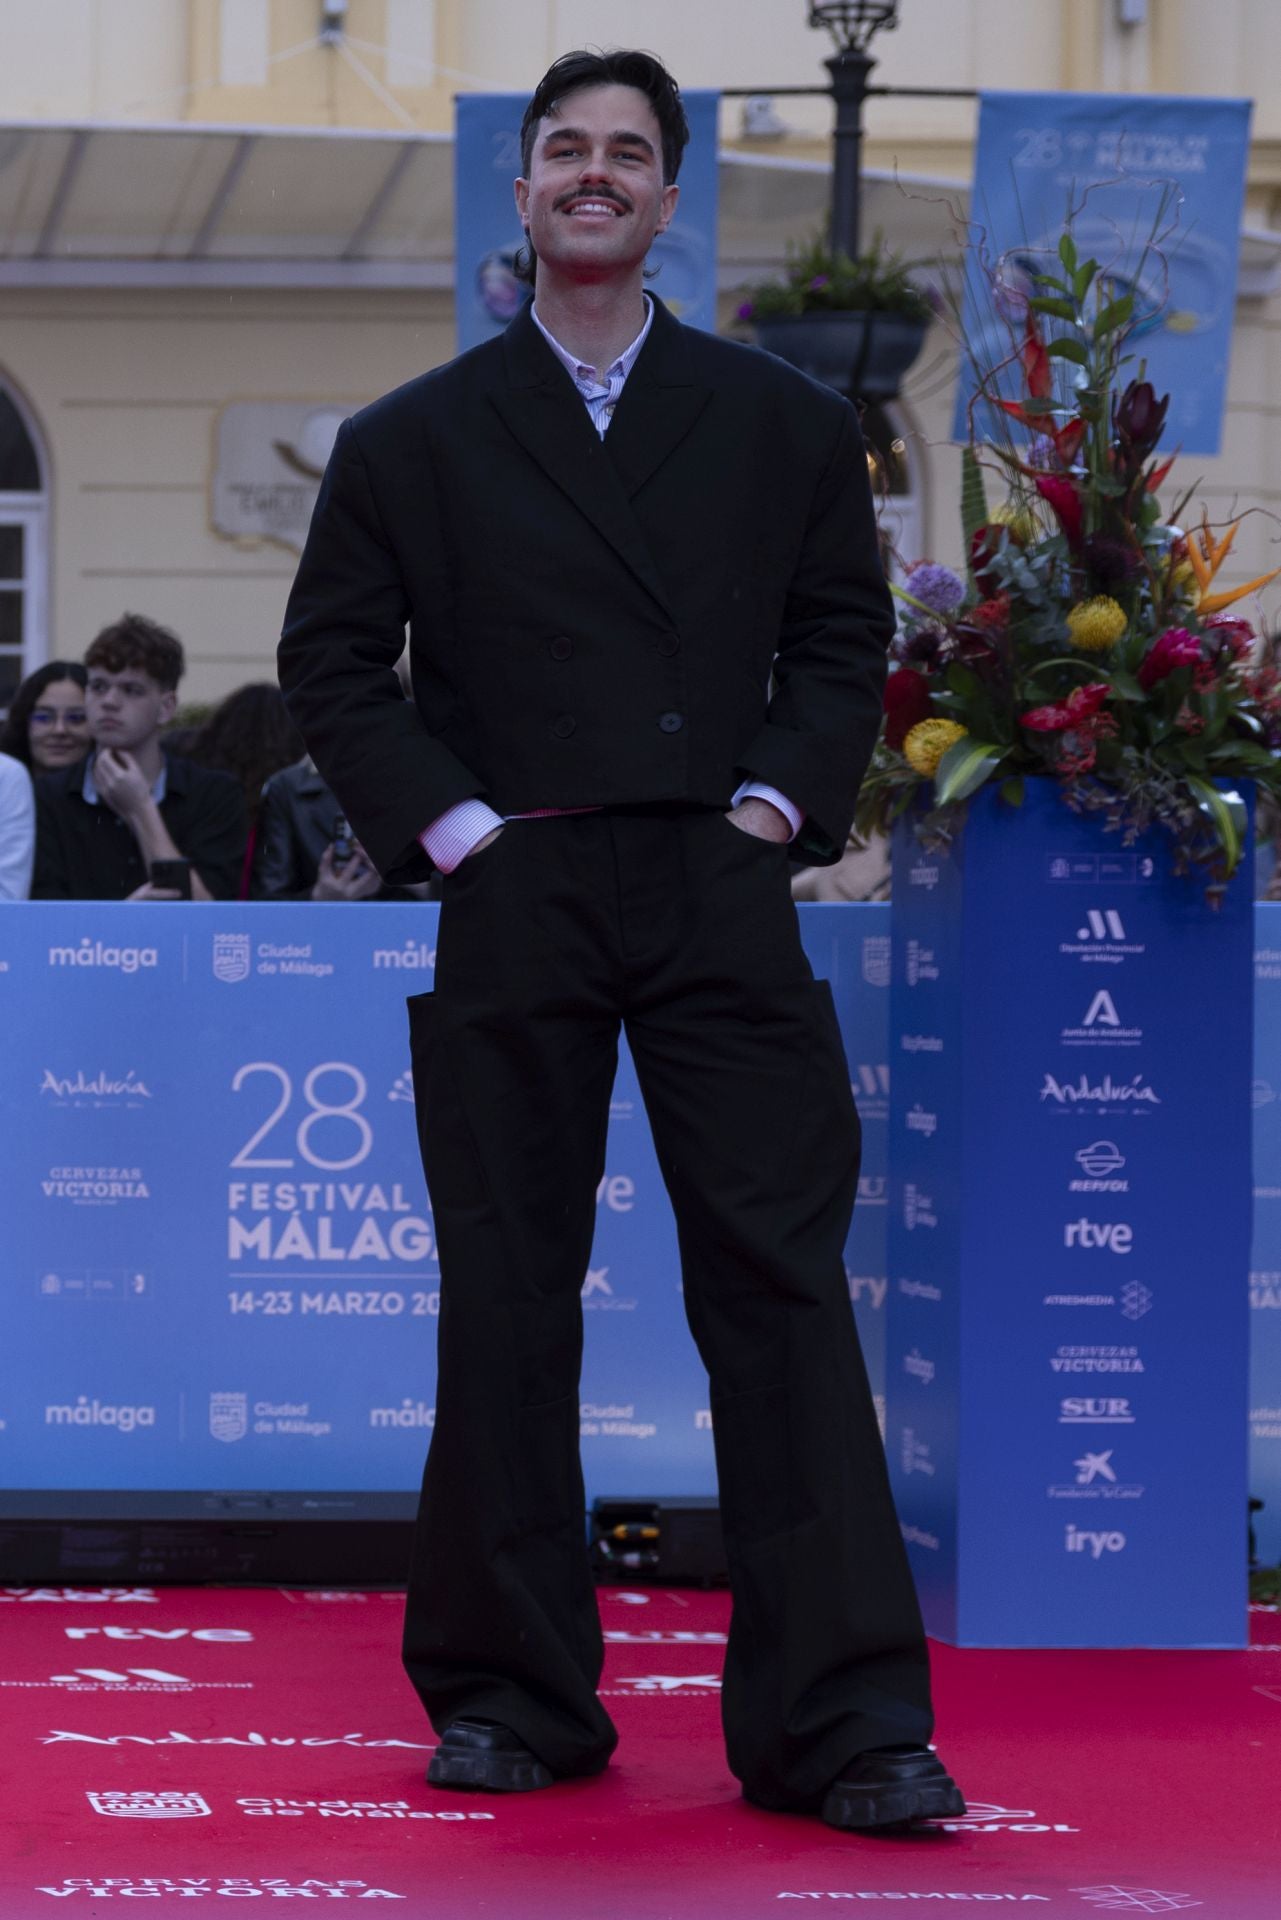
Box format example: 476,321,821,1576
519,48,689,185
515,49,689,285
84,612,185,693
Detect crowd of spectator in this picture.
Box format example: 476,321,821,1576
0,611,430,904
5,610,1279,905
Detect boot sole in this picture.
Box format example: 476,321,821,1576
426,1748,554,1793
822,1778,967,1832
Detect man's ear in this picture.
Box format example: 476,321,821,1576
654,180,679,241
514,176,530,225
158,689,178,727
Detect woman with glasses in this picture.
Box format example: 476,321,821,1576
0,661,91,776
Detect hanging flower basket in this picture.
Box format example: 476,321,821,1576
753,309,929,401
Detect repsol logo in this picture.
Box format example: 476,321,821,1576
45,1398,156,1434
49,939,158,974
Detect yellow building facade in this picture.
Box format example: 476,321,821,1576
2,0,1281,703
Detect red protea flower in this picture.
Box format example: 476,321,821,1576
1034,474,1084,550
967,593,1011,631
883,668,933,749
1137,626,1202,690
1021,682,1111,733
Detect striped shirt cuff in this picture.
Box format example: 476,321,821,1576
732,781,805,841
420,798,506,874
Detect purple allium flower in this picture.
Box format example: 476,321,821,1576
903,562,965,618
808,274,831,291
736,301,754,321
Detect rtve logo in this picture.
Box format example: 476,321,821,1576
1064,1217,1133,1253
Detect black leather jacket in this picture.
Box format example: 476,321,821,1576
252,757,430,900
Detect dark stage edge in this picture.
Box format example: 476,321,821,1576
0,1491,418,1586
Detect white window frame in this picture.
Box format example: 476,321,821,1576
0,497,48,680
0,377,52,703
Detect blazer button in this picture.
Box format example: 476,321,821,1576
549,635,573,660
656,634,680,656
552,714,576,739
658,710,684,734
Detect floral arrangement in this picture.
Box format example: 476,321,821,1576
855,230,1281,897
736,230,931,323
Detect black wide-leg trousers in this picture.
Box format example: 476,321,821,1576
401,807,933,1809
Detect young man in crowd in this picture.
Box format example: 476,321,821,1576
280,48,963,1833
32,613,246,901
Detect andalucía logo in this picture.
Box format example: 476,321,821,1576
40,1068,151,1108
1040,1072,1160,1112
86,1791,210,1819
47,1731,433,1749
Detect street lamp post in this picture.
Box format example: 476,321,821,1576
807,2,901,262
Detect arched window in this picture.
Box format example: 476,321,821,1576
0,384,48,712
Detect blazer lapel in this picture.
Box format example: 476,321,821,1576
602,300,712,500
489,301,708,620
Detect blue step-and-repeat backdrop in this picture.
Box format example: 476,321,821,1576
0,905,887,1507
2,901,1280,1572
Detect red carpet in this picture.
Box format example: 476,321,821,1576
2,1584,1279,1916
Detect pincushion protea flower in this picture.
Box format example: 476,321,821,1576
1066,597,1128,652
903,718,967,776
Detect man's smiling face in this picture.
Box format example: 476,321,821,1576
514,82,678,285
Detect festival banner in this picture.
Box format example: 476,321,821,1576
454,90,721,353
0,902,885,1506
955,90,1252,455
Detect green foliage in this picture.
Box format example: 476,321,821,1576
740,230,931,322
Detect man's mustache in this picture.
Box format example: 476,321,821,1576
553,189,632,214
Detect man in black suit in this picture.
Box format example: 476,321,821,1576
280,48,963,1833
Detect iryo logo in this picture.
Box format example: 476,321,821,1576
1065,1524,1126,1557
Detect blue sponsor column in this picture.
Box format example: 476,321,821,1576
887,782,1252,1646
1251,906,1281,1567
